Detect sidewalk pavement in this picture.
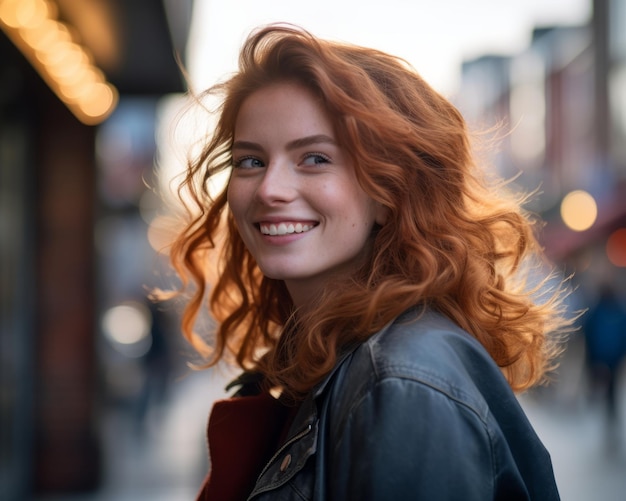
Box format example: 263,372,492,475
520,390,626,501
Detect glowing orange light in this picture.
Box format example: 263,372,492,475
560,190,598,232
15,0,48,28
0,0,21,28
606,228,626,267
79,82,118,119
0,0,118,125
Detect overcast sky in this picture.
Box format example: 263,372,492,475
186,0,591,96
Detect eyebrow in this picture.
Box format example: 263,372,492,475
232,134,337,151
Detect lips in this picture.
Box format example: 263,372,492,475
259,222,316,236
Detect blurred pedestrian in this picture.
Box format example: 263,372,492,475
134,300,173,435
167,25,572,500
583,283,626,442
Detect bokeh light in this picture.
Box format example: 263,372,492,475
560,190,598,231
101,302,153,358
606,228,626,267
0,0,118,124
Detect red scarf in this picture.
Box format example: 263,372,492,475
196,392,295,500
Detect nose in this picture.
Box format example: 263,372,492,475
254,160,297,205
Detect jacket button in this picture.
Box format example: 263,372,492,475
280,454,292,472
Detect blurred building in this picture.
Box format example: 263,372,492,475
457,0,626,292
0,1,192,499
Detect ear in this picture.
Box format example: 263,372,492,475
374,202,389,226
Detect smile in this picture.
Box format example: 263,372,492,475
259,222,316,236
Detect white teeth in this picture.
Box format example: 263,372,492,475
260,222,313,235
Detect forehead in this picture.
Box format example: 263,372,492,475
234,82,334,137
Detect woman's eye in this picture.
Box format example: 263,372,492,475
234,156,264,168
301,153,330,166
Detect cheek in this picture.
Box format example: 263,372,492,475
347,189,379,227
227,181,246,219
322,181,376,225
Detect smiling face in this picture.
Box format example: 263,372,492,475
227,82,385,307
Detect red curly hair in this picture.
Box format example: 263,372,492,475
169,24,569,400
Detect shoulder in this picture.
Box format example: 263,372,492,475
368,308,494,375
333,308,510,418
315,309,559,499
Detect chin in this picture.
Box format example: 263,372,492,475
256,266,289,281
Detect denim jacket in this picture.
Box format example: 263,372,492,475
247,308,560,500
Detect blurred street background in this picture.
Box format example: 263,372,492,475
2,0,626,500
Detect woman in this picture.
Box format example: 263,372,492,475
169,24,570,500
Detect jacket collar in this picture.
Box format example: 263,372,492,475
310,313,403,399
